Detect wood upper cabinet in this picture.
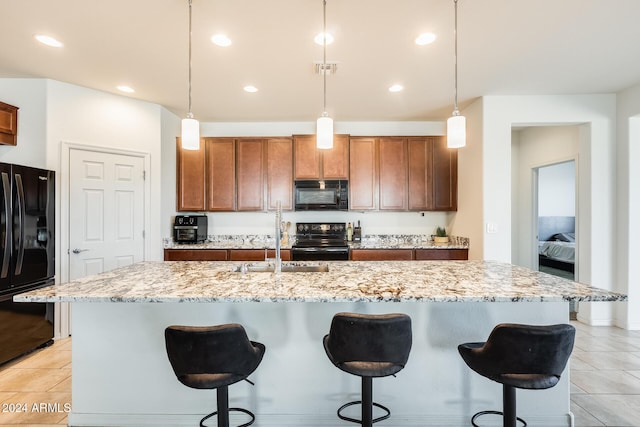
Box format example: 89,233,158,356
432,136,458,211
349,137,377,210
322,135,349,179
378,138,408,210
408,136,457,211
0,101,18,146
176,137,206,211
294,134,349,180
206,138,236,211
236,139,265,211
266,138,293,210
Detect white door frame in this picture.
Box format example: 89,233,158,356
57,142,151,338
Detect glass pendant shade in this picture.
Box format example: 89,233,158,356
316,115,334,149
181,117,200,150
447,114,466,148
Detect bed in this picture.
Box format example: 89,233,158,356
538,216,575,274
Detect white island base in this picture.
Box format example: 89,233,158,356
69,301,573,427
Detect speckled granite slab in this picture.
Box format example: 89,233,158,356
163,234,469,250
14,261,625,304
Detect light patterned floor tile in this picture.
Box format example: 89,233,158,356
571,400,605,427
572,394,640,427
0,369,70,394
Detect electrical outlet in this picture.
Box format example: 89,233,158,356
486,222,498,234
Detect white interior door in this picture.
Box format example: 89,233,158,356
69,149,145,280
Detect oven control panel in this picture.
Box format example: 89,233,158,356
296,222,345,236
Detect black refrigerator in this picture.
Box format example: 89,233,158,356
0,163,55,365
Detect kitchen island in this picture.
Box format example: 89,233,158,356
15,261,625,426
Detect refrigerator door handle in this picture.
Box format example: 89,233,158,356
14,174,25,276
1,172,10,279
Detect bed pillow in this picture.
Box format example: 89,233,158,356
549,233,575,242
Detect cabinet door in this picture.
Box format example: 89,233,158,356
293,135,321,179
350,249,414,261
267,138,293,210
206,138,236,211
237,139,265,211
415,249,468,260
322,134,349,179
164,249,228,261
407,138,432,211
432,136,458,211
176,138,206,211
349,137,377,210
379,138,408,210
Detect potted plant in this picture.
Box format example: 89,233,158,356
434,226,449,244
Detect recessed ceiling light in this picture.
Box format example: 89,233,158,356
117,85,135,93
243,85,258,93
35,34,63,48
314,32,334,45
389,84,404,93
211,34,232,47
415,32,436,46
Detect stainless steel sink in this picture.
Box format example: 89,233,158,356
233,263,329,273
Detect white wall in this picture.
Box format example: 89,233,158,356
162,121,457,239
45,80,165,265
616,82,640,329
456,94,618,326
511,126,579,268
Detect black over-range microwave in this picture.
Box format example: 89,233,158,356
294,180,348,211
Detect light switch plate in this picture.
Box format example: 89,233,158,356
486,222,498,234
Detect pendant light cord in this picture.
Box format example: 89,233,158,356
188,0,193,119
453,0,459,115
322,0,328,115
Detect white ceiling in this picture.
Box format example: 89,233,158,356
2,0,640,123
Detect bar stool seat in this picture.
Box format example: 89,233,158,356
165,324,265,427
458,323,575,427
323,312,412,427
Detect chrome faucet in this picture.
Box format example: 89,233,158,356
274,201,282,274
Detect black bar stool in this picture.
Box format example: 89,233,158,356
323,312,412,427
458,323,575,427
165,324,266,427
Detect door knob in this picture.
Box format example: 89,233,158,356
72,248,89,254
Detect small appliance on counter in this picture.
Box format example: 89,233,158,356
173,215,208,243
353,221,362,243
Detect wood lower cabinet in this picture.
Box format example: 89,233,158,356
379,138,408,210
176,138,206,211
206,138,235,211
415,249,468,260
350,249,414,261
267,138,293,210
164,249,291,261
229,249,291,261
164,249,228,261
236,139,265,211
349,137,377,210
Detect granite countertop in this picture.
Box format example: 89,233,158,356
14,260,625,304
164,235,470,250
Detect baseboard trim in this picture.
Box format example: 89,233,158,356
68,412,574,426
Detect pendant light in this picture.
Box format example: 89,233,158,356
447,0,466,148
181,0,200,150
316,0,334,149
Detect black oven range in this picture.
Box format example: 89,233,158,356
291,222,350,261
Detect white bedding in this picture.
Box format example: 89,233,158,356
539,241,575,263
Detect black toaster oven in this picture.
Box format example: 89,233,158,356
173,215,208,243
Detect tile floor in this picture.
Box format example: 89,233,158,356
1,323,639,426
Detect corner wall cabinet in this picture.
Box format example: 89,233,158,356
0,101,18,146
